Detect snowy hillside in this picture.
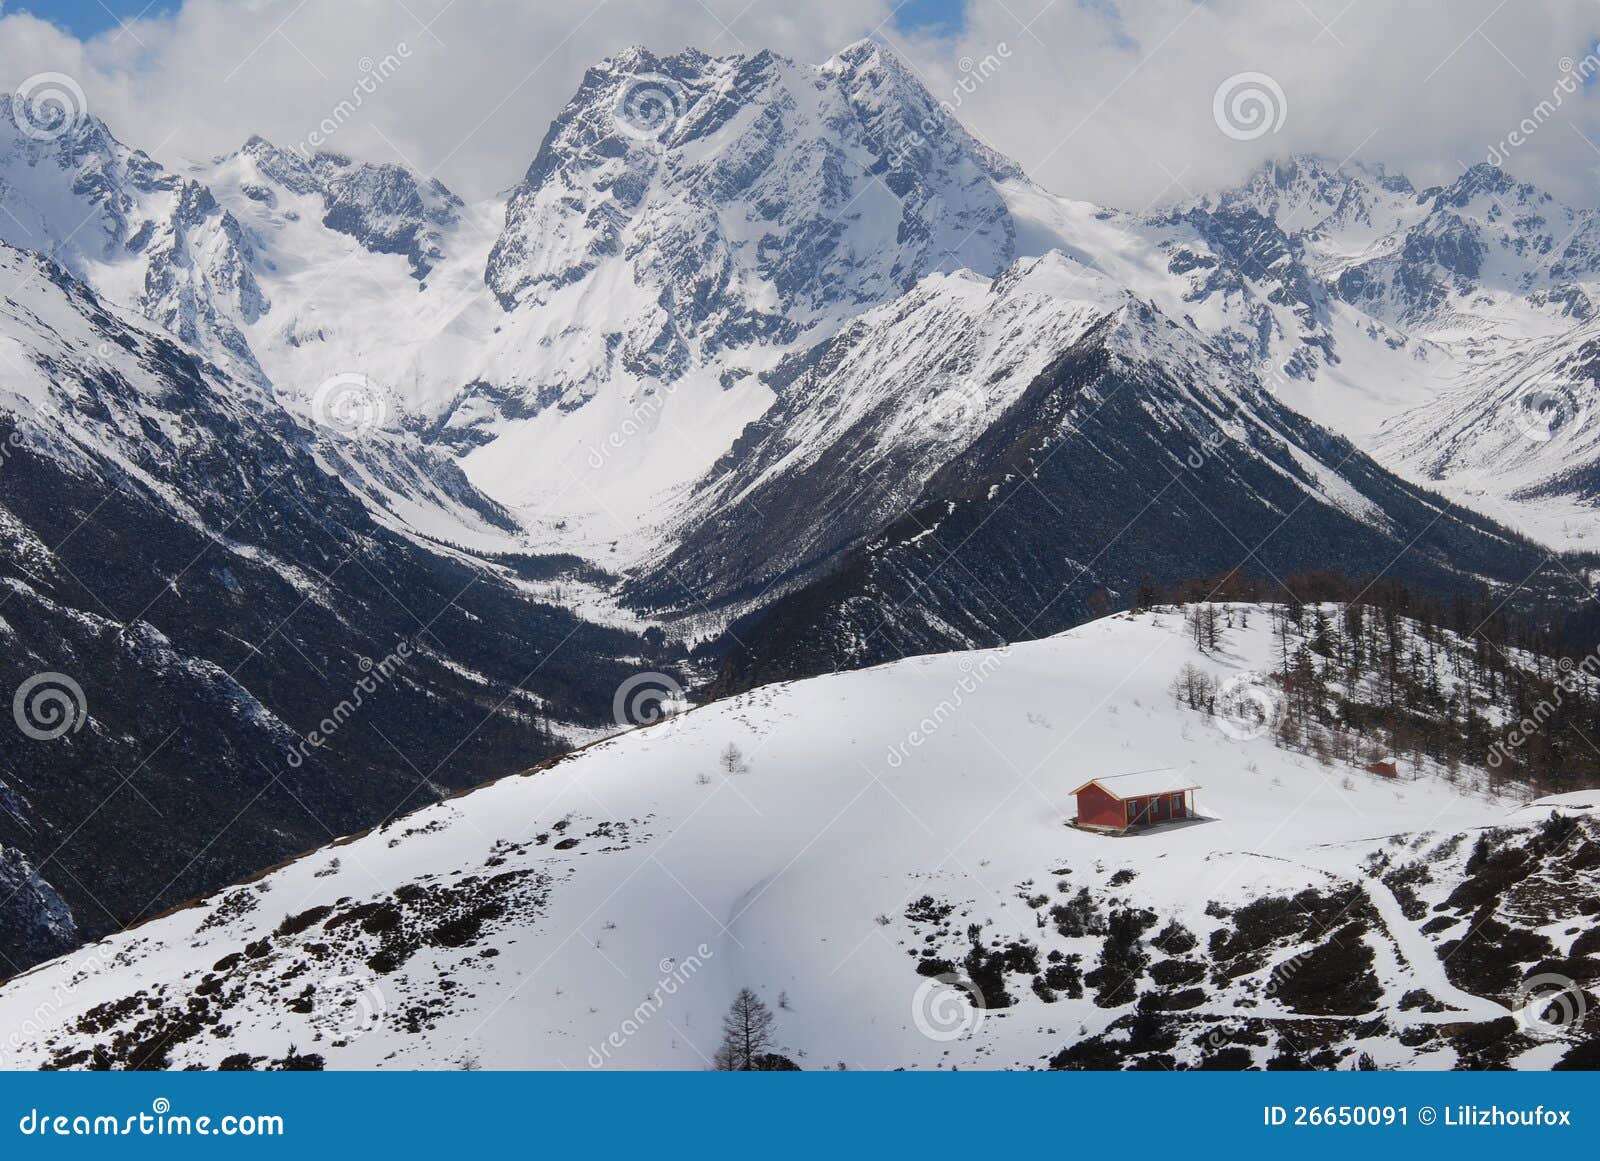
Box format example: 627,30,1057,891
2,609,1591,1070
631,252,1118,618
0,240,654,973
6,34,1600,1026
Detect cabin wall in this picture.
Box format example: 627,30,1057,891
1128,792,1189,825
1074,784,1125,829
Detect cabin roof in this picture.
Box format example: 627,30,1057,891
1071,768,1199,799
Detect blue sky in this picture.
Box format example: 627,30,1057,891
12,0,967,39
9,1,176,38
889,0,968,37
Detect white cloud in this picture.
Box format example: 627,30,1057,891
3,0,1600,207
0,0,894,197
906,0,1600,206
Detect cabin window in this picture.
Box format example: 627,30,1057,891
1171,794,1183,811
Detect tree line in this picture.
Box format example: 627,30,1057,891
1146,570,1600,796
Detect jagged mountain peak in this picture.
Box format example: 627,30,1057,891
1198,153,1417,241
0,99,267,375
1263,153,1411,193
1431,159,1531,207
214,135,463,280
486,37,1022,344
0,92,124,163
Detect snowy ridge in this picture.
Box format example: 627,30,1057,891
0,97,267,380
633,252,1118,617
0,244,281,519
0,239,659,972
1,609,1590,1070
11,43,1600,564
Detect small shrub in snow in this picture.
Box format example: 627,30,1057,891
718,744,748,775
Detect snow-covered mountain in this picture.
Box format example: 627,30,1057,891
1375,321,1600,549
0,241,656,973
486,42,1021,337
230,136,466,282
0,94,267,378
1160,157,1600,550
9,41,1600,570
2,609,1592,1070
701,298,1564,690
6,34,1600,1002
629,253,1117,620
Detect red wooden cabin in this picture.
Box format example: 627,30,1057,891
1072,769,1198,834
